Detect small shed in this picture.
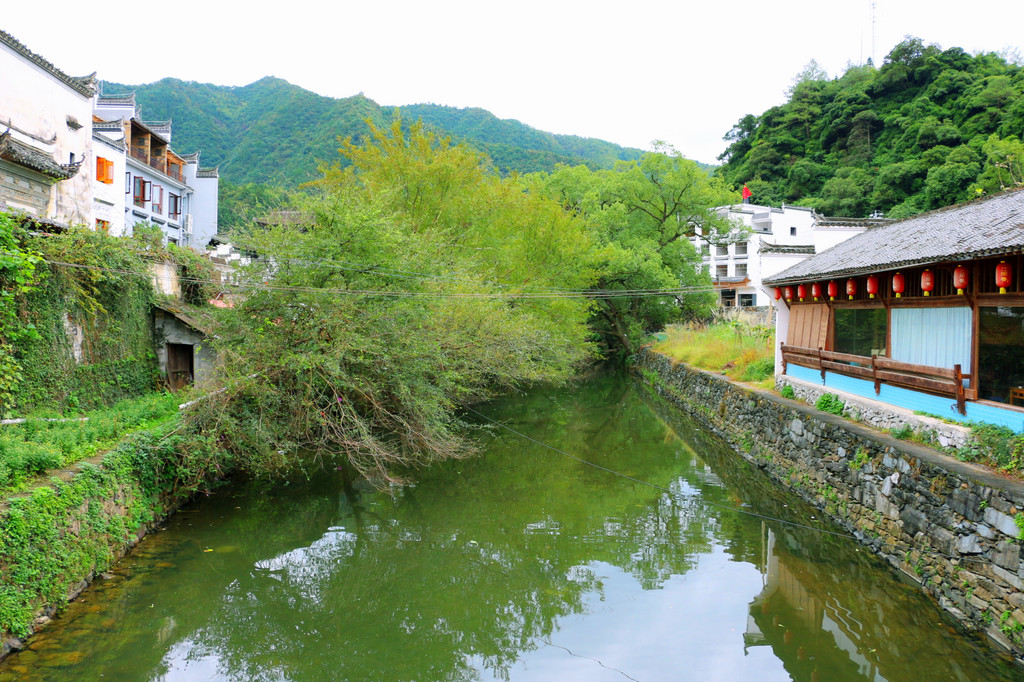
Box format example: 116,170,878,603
152,303,217,391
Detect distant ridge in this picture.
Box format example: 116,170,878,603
99,77,662,185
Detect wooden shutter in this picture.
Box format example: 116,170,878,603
787,303,829,349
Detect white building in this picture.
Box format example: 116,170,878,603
696,203,891,307
0,30,96,224
93,93,219,247
1,30,218,248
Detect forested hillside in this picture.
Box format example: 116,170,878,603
717,38,1024,218
100,77,649,184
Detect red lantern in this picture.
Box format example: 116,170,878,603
953,264,968,295
892,272,905,298
784,286,794,301
811,282,822,300
846,278,857,300
996,261,1012,294
921,269,935,296
797,284,807,301
866,274,879,299
774,287,782,300
827,281,838,300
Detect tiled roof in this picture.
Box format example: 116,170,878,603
764,189,1024,285
816,216,893,228
96,92,136,107
0,30,96,97
759,241,815,255
196,167,219,178
0,131,82,180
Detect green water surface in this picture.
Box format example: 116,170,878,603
1,373,1019,681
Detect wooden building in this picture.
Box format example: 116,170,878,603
764,189,1024,430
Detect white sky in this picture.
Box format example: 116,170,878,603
5,1,1023,165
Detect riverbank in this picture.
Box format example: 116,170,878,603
634,348,1024,666
0,419,226,661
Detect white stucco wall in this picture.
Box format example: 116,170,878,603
91,135,126,235
0,37,93,224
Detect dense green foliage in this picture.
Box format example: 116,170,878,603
0,422,223,639
718,39,1024,217
0,393,180,492
102,77,651,186
3,221,218,415
187,121,598,481
537,148,734,355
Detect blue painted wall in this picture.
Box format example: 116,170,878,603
786,364,1024,432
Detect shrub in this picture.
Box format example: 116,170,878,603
815,393,845,416
780,384,796,400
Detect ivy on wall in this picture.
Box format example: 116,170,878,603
4,219,218,414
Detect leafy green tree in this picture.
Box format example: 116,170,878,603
188,121,596,481
540,147,735,355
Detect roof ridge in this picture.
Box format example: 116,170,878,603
0,30,96,97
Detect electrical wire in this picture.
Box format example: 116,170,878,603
15,253,723,301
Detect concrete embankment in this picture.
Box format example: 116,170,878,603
0,427,221,662
634,348,1024,664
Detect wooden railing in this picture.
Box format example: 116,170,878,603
781,344,971,415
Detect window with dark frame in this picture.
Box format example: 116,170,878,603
169,193,181,220
152,185,163,214
133,177,151,207
833,308,887,357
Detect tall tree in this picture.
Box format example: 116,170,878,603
190,121,596,481
541,147,737,355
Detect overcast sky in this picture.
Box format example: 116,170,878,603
5,1,1023,165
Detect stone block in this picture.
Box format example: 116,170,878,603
790,419,804,436
993,541,1022,570
957,535,983,555
902,506,930,537
993,565,1024,592
984,507,1020,539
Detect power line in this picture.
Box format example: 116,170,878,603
16,253,723,301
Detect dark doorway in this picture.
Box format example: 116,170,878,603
167,343,194,391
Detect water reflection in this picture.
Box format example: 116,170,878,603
0,373,1017,681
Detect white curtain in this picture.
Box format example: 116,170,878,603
891,307,972,370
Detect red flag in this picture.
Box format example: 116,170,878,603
741,185,752,200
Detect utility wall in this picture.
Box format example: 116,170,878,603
635,349,1024,663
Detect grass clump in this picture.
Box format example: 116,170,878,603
814,393,845,416
652,322,774,387
956,422,1024,472
780,384,796,400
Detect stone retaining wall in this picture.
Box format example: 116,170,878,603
635,349,1024,663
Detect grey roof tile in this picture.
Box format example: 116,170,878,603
764,189,1024,285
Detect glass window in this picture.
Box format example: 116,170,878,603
735,241,748,256
716,265,728,278
716,245,729,257
978,307,1024,403
736,263,748,277
834,308,887,357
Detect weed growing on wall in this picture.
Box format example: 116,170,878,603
815,393,845,416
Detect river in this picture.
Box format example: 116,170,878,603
0,372,1019,681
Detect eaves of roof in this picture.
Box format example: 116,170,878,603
764,189,1024,285
0,131,82,180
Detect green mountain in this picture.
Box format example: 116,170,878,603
717,38,1024,218
100,77,650,184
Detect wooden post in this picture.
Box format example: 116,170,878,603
818,347,826,383
953,364,966,415
872,354,881,395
